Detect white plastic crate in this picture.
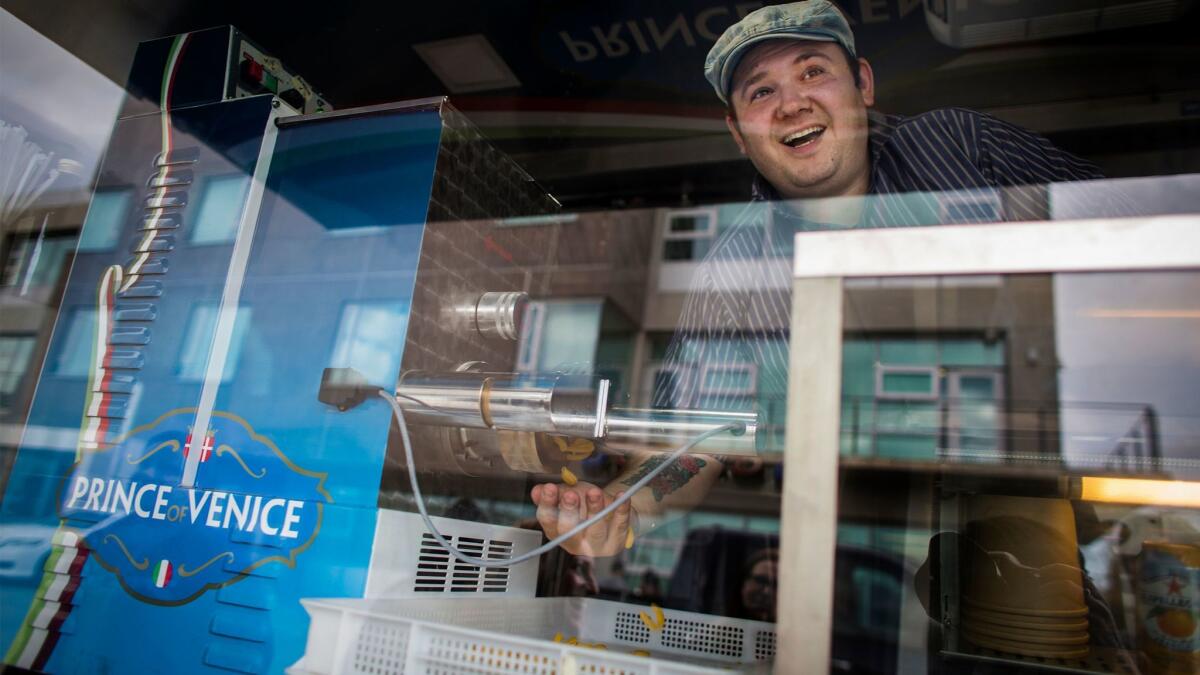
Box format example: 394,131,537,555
288,596,776,675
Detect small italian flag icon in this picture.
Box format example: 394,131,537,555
153,560,173,588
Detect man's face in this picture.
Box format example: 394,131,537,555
725,40,875,200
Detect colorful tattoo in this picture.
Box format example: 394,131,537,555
621,455,708,502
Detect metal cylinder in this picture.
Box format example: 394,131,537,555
396,370,609,438
604,407,759,457
473,292,528,341
394,371,491,429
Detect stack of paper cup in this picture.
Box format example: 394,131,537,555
960,496,1090,659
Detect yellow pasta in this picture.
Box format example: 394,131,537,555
625,526,635,549
551,634,611,650
639,603,666,632
632,650,651,657
561,466,578,486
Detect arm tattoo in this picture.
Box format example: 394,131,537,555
620,455,708,502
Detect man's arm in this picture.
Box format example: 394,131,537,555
530,208,774,557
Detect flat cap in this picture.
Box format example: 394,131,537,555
704,1,856,104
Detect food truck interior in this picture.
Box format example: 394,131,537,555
1,1,1198,674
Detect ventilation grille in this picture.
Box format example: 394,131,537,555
960,19,1027,47
414,533,512,593
613,611,651,643
661,618,744,658
1030,10,1098,39
754,630,777,661
1101,0,1179,29
352,619,409,675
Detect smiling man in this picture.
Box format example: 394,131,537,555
529,1,1109,559
710,0,1103,218
722,38,873,202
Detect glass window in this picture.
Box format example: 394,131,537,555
189,174,250,244
876,366,938,400
177,304,252,381
0,335,36,409
661,208,717,262
1,5,1196,674
78,189,132,251
53,308,96,377
699,362,756,395
1,232,77,289
329,301,409,383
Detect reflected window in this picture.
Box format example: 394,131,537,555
1,231,77,289
700,363,757,396
78,189,133,251
329,302,408,382
190,174,250,244
662,208,717,262
177,304,252,381
54,308,96,377
875,365,938,400
516,301,546,372
937,190,1001,223
844,337,1006,459
515,299,601,373
650,365,690,409
0,334,37,410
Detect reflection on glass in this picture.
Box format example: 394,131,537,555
1056,272,1200,473
0,232,76,290
53,308,95,377
516,299,601,373
329,301,408,382
189,174,250,244
77,189,132,251
0,335,36,409
177,304,252,381
829,267,1199,671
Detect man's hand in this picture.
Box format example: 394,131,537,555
530,481,632,557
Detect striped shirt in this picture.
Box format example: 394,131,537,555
655,108,1112,449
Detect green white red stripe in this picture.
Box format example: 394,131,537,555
121,33,188,293
80,264,122,450
153,560,173,588
7,534,89,670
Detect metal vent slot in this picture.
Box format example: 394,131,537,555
1029,10,1098,39
1101,0,1177,28
412,531,514,594
960,19,1027,47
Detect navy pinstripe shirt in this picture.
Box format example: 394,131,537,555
655,108,1112,448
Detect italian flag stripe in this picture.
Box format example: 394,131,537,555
31,630,61,672
154,560,172,588
122,33,186,293
42,574,70,603
52,530,79,548
52,546,78,575
31,602,60,630
14,628,48,670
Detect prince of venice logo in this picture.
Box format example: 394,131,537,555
58,408,331,605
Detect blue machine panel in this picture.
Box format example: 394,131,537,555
2,91,443,672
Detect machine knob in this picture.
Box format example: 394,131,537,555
473,292,528,341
